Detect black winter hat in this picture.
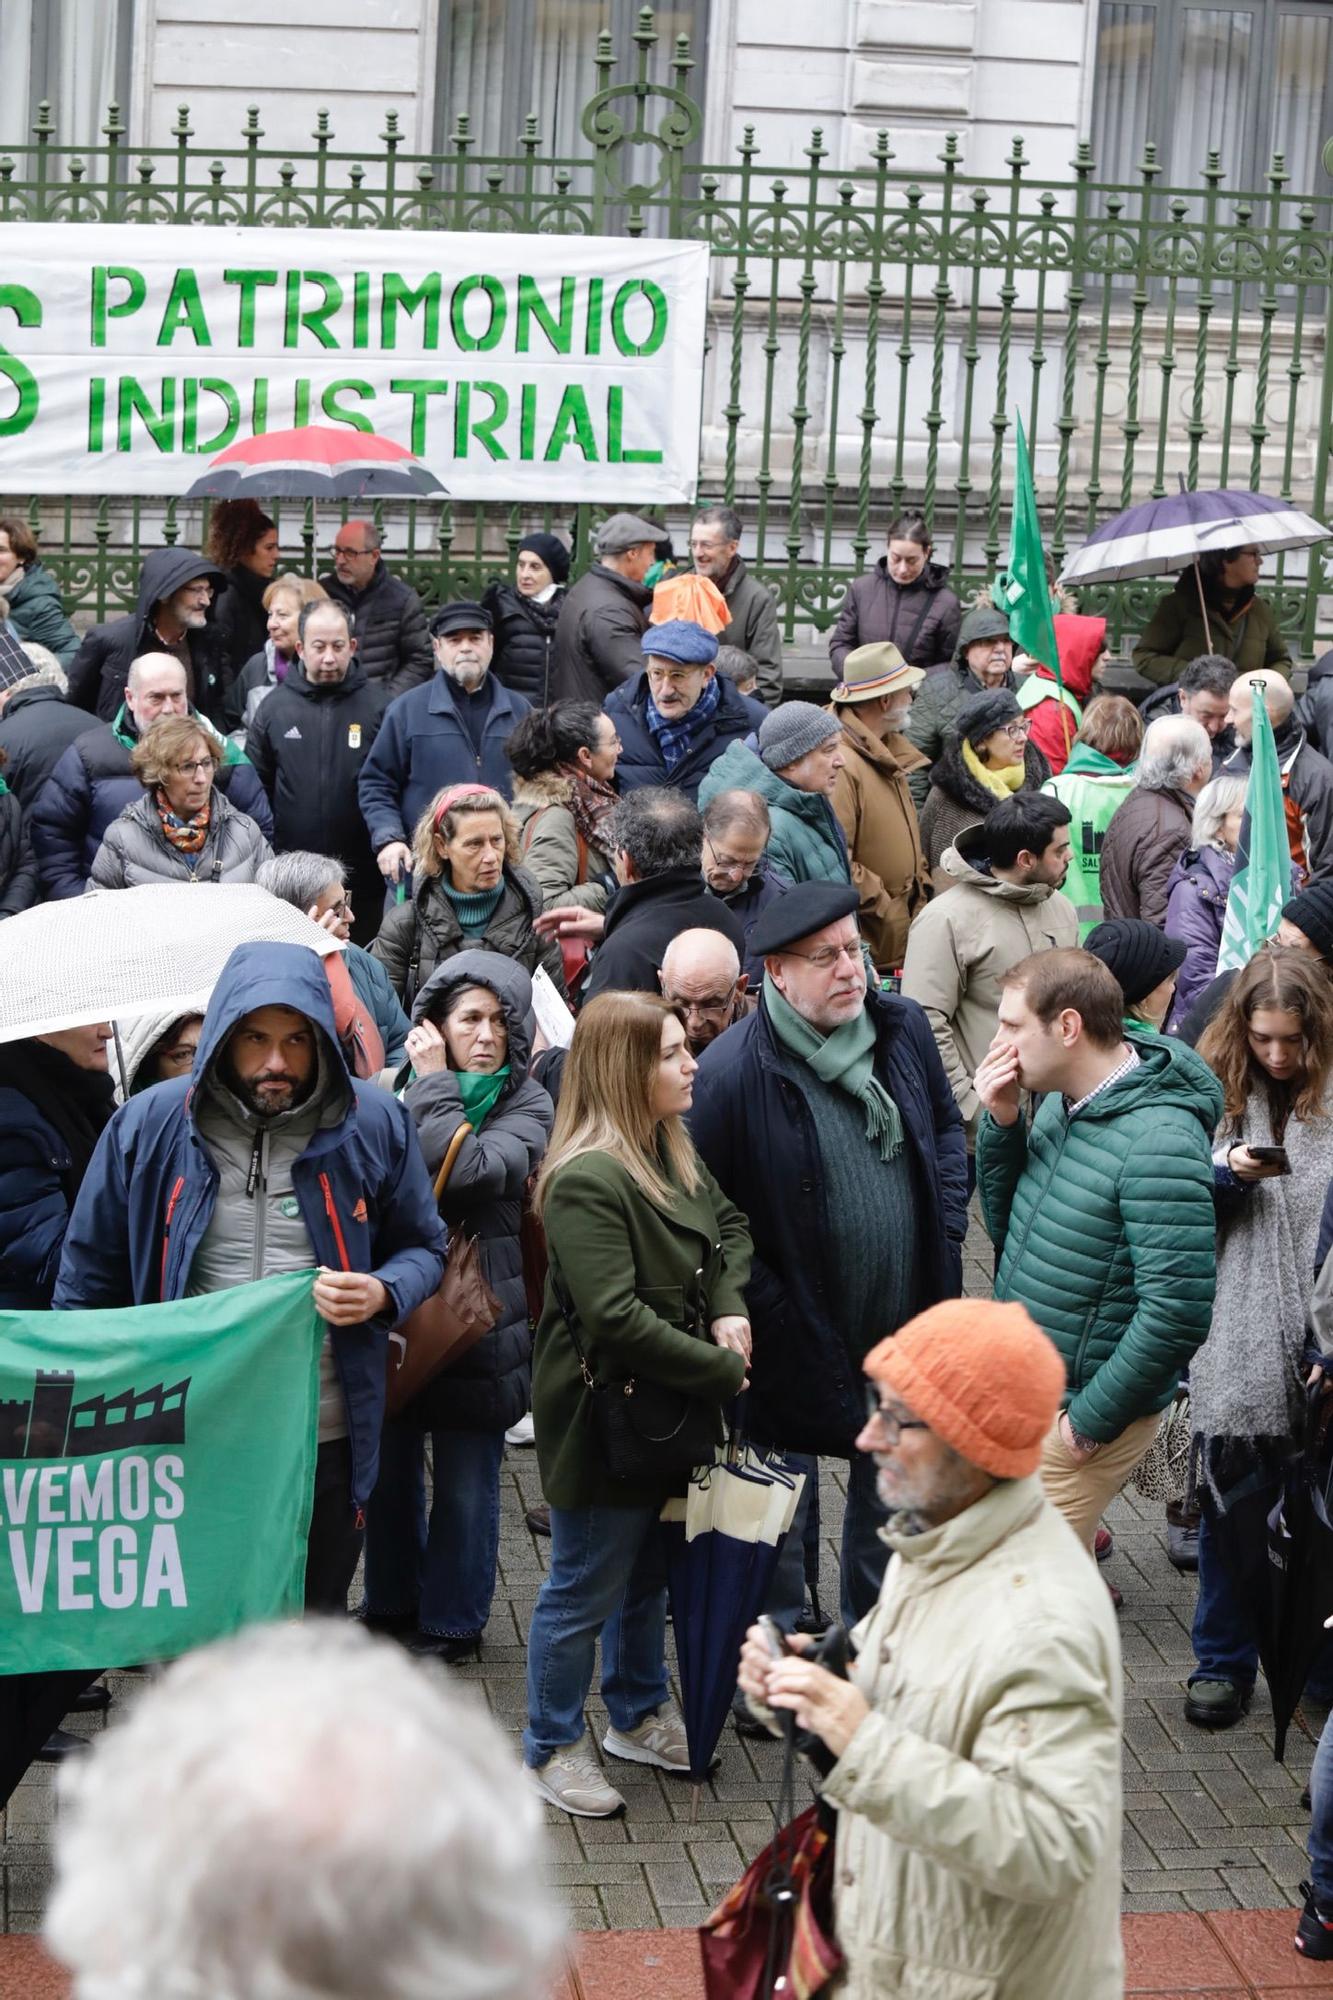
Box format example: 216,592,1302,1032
1083,919,1187,1005
517,531,570,584
955,688,1023,749
750,881,860,958
1284,880,1333,963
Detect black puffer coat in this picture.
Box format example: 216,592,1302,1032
319,559,434,701
399,952,554,1432
370,862,569,1010
211,564,271,688
0,789,37,917
482,580,565,706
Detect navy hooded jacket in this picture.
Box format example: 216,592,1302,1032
688,988,968,1454
53,941,446,1507
604,669,769,803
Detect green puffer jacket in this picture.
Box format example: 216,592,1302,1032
977,1033,1221,1442
698,738,850,884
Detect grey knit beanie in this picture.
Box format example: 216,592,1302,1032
758,701,842,771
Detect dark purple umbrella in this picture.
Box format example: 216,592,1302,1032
1059,486,1330,587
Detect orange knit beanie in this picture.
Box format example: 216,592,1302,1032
863,1299,1066,1479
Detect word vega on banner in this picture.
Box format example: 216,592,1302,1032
0,222,710,502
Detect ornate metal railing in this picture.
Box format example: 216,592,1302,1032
2,7,1331,655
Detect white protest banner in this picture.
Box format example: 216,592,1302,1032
0,222,709,501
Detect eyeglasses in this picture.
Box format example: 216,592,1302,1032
704,838,761,881
863,1386,930,1443
780,937,860,972
171,758,216,777
332,541,369,557
646,665,703,686
999,720,1030,740
323,896,352,919
664,985,737,1020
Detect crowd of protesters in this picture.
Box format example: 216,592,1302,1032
10,501,1333,1989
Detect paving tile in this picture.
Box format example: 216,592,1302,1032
1205,1908,1333,1988
1122,1911,1243,1990
573,1928,703,2000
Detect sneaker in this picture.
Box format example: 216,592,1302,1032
1296,1881,1333,1958
505,1413,536,1447
527,1741,625,1818
1094,1526,1114,1564
1184,1677,1253,1729
603,1701,691,1772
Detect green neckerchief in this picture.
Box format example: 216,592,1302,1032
453,1065,510,1129
763,974,902,1162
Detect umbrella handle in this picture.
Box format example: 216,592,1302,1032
1191,557,1214,652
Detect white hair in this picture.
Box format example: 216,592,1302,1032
46,1621,564,2000
661,927,741,986
1191,773,1247,849
16,641,68,691
1138,714,1212,792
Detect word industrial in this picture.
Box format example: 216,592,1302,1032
0,222,709,499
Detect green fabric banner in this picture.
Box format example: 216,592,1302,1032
0,1272,324,1673
1218,685,1290,974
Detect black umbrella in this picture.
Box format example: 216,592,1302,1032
1261,1389,1333,1761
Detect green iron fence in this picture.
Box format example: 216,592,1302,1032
2,6,1332,656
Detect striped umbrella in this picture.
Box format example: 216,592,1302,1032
184,424,447,500
1059,486,1330,587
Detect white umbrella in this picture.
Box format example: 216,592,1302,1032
0,883,341,1044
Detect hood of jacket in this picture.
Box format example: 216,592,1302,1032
510,769,576,814
191,940,351,1111
1036,613,1106,699
944,822,1063,904
1060,742,1134,780
951,605,1012,669
135,547,226,627
7,561,63,613
1168,842,1235,903
1310,649,1333,685
411,948,534,1075
872,554,953,597
1078,1030,1223,1129
116,1005,206,1097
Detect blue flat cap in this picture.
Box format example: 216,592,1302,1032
642,618,719,668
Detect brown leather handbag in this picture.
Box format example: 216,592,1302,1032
384,1121,502,1417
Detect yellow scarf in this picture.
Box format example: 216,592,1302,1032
962,737,1026,798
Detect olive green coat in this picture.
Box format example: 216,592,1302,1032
1131,571,1291,686
532,1149,751,1509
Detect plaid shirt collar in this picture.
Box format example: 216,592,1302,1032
1064,1042,1141,1118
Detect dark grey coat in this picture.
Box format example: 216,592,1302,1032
400,952,554,1433
370,863,569,1011
550,563,652,704
87,787,273,889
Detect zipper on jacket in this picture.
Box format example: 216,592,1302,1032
248,1129,269,1284
319,1171,352,1271
159,1175,186,1297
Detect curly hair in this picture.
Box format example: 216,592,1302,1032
1198,944,1333,1131
411,786,519,879
205,499,276,571
130,716,220,791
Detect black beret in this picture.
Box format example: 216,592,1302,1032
750,881,860,957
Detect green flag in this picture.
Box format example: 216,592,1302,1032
1217,685,1290,974
992,412,1067,730
0,1271,324,1673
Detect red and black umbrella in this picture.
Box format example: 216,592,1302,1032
184,424,447,500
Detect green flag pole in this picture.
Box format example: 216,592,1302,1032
993,412,1069,756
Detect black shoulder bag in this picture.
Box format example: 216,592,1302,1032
549,1264,725,1483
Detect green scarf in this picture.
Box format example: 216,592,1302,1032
763,975,903,1162
454,1065,510,1129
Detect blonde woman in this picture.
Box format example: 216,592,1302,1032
88,716,271,888
226,571,328,732
524,991,753,1819
369,783,569,1009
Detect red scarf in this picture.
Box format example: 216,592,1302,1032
563,769,618,856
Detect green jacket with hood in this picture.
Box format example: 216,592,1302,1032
977,1034,1221,1441
1042,744,1139,939
698,737,851,885
903,606,1017,810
